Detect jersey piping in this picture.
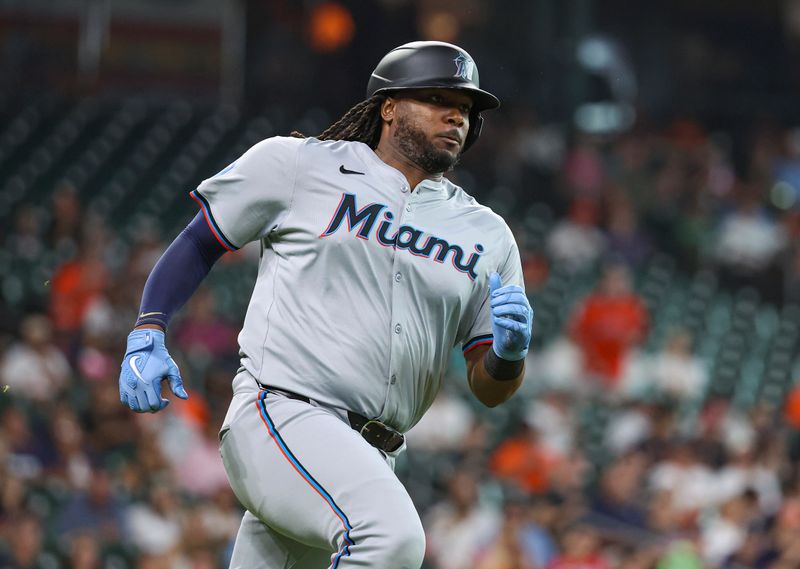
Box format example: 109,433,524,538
190,190,238,251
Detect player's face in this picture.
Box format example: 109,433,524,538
390,89,473,173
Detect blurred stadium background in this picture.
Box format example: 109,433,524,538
3,0,800,568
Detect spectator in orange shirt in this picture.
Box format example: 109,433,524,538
50,234,109,344
490,423,560,496
569,263,648,388
784,383,800,430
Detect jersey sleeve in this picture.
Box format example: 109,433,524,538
461,230,525,355
189,136,303,250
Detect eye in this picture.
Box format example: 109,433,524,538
429,94,443,104
459,104,471,114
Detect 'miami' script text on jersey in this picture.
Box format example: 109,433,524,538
320,192,485,280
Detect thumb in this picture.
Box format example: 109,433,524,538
489,272,503,295
166,359,189,400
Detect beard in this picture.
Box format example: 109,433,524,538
394,115,461,174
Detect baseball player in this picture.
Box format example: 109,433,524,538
119,41,533,569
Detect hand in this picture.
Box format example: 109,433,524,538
489,272,533,361
119,329,188,413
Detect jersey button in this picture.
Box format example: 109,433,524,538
390,374,397,385
405,205,412,213
394,324,402,334
401,185,409,193
394,272,402,282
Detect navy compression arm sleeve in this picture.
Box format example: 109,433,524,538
135,212,228,329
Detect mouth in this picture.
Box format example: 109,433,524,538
437,133,463,146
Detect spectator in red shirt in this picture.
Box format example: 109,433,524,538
569,263,648,388
547,524,611,569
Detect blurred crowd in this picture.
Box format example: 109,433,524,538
2,103,800,569
410,375,800,569
469,113,800,307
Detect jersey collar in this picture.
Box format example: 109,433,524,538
356,143,449,199
414,178,446,196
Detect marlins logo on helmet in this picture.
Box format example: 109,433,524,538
453,53,475,81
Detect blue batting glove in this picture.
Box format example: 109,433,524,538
489,272,533,361
119,329,188,413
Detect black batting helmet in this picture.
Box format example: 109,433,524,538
367,41,500,152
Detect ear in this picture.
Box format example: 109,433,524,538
381,97,396,124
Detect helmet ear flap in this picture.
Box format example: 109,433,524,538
462,112,483,153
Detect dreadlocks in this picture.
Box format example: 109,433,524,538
291,95,385,148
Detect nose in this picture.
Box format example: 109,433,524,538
445,107,466,128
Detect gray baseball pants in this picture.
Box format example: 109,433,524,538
219,371,425,569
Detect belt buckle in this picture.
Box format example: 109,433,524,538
359,419,403,452
359,419,389,438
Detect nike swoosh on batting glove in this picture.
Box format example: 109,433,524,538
489,272,534,361
119,329,188,413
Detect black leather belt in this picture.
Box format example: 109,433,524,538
261,385,404,453
345,411,404,453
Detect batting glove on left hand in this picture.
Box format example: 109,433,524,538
119,329,188,413
489,272,533,361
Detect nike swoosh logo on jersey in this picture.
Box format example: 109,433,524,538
139,311,164,319
129,355,146,384
339,165,365,175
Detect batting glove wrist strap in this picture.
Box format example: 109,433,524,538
126,329,158,352
484,349,525,381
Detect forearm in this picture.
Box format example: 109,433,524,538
135,212,227,330
468,348,525,407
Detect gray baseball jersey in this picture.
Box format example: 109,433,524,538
191,136,523,433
